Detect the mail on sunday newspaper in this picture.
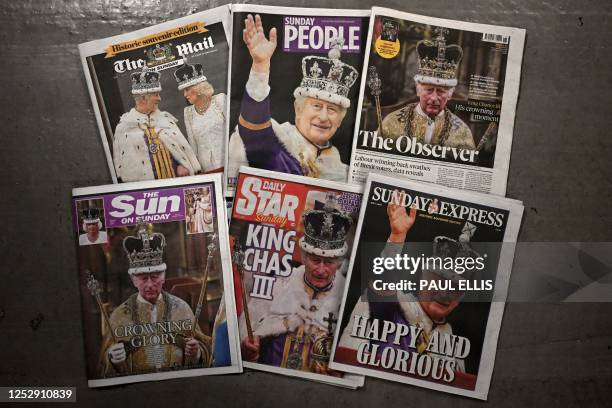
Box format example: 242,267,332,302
79,6,231,183
330,173,523,399
349,7,525,196
225,4,369,195
72,174,241,387
229,167,364,388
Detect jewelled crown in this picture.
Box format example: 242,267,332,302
293,38,359,109
122,221,167,275
414,27,463,87
130,66,162,95
82,208,101,224
174,60,207,91
427,222,481,280
299,192,353,258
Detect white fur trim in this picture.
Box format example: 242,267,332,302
128,263,167,275
228,120,348,183
112,109,201,182
249,266,345,339
131,85,162,95
293,87,350,109
245,70,270,102
414,74,457,88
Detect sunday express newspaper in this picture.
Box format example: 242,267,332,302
72,174,241,387
230,167,363,387
225,5,369,195
349,7,525,196
79,6,231,183
330,173,523,399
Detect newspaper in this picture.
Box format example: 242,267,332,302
78,5,231,183
72,174,241,387
229,166,364,388
225,4,370,195
348,7,525,196
329,172,523,399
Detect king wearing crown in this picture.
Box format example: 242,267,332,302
381,27,475,150
112,66,201,182
240,193,352,374
228,14,359,183
99,222,211,376
337,192,477,379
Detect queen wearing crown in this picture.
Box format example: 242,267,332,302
381,27,475,149
174,61,226,173
227,14,359,184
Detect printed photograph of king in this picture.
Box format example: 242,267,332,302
228,169,362,385
358,17,512,168
226,9,368,191
73,181,238,385
237,191,354,375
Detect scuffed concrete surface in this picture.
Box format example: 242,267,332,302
0,1,611,406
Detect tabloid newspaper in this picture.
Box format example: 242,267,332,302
72,174,241,387
348,7,525,196
229,167,364,388
79,5,231,183
225,5,370,195
329,173,524,399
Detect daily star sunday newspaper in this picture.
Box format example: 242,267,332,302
330,172,523,399
348,7,525,196
79,6,231,183
230,167,364,388
225,5,369,195
72,174,241,387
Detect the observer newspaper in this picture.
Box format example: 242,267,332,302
348,7,525,196
330,172,523,399
225,4,369,195
72,174,241,387
229,167,364,388
78,5,231,183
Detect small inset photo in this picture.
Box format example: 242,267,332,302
184,186,214,234
76,198,108,246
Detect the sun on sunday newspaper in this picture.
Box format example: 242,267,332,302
72,174,241,387
348,7,525,196
225,4,369,195
79,5,231,183
330,172,523,399
229,167,364,388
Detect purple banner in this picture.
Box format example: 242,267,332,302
102,187,187,229
282,16,363,53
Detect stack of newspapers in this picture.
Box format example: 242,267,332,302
72,4,525,400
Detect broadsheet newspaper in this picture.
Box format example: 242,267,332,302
79,5,231,183
229,167,364,388
349,7,525,196
225,5,369,195
72,174,241,387
330,173,523,399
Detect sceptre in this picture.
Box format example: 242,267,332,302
192,233,218,337
367,65,384,137
232,241,254,341
86,271,117,342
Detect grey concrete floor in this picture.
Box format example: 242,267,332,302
0,0,611,407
